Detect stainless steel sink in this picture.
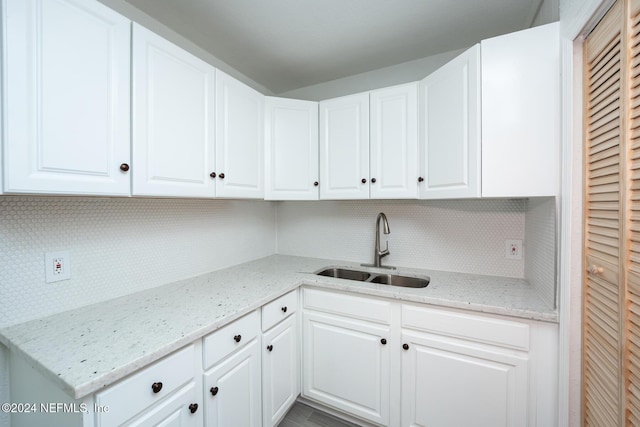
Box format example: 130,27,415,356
316,267,372,281
369,274,430,288
315,267,429,289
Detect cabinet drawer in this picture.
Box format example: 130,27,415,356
303,287,392,325
95,344,195,426
203,310,260,369
402,304,530,351
262,290,298,331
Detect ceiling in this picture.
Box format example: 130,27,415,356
124,0,553,94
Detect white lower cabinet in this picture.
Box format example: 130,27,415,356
301,287,558,427
203,340,262,427
93,344,202,427
202,310,262,427
10,288,557,427
262,314,299,426
124,383,201,427
400,331,528,427
261,290,300,426
302,288,392,426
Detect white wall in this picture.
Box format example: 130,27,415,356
277,49,465,101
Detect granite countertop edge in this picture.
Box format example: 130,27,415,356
0,254,558,400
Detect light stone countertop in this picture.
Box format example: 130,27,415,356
0,254,557,400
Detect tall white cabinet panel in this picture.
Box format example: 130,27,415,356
419,45,481,199
265,97,319,200
302,311,390,425
481,22,560,197
203,339,262,427
262,315,299,426
369,83,419,199
3,0,131,195
132,23,215,198
319,93,370,199
401,331,529,427
215,70,264,198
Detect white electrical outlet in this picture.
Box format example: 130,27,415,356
505,240,523,260
45,251,71,283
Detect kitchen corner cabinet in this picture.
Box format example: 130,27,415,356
215,70,265,198
370,83,419,199
481,22,560,198
131,23,216,198
264,97,319,200
3,0,131,196
419,45,481,199
319,93,370,199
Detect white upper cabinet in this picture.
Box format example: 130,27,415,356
319,93,370,199
3,0,131,195
265,97,319,200
132,23,216,198
370,82,419,199
481,22,560,197
215,70,265,198
419,45,481,199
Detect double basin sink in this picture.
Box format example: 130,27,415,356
315,267,430,288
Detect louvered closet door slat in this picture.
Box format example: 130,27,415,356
584,1,624,424
627,2,640,421
591,125,620,152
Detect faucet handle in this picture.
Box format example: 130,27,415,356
381,241,390,257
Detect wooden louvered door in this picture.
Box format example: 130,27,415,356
584,0,640,424
584,2,624,425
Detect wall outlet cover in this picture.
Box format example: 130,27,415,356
45,251,71,283
505,240,523,260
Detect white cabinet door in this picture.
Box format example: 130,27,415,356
419,45,481,199
3,0,131,195
370,83,419,199
125,383,201,427
215,70,264,198
401,331,528,427
265,97,319,200
131,24,215,198
262,315,299,427
481,22,560,197
203,338,262,427
319,93,370,199
302,311,390,425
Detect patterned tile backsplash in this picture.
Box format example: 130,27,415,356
276,199,532,277
0,196,556,328
525,197,558,308
0,196,277,327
